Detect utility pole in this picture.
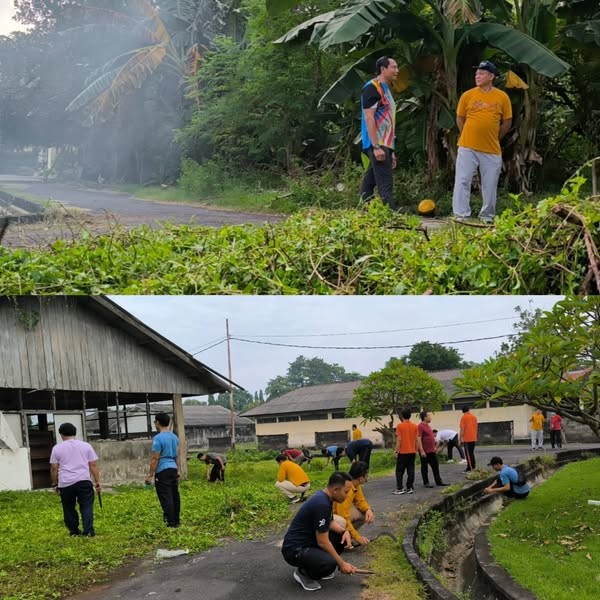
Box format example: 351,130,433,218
226,318,236,449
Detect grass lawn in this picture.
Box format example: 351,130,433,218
489,457,600,600
0,451,394,600
117,184,284,214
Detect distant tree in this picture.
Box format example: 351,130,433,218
498,303,545,355
265,355,362,399
395,341,466,371
213,389,255,412
456,297,600,439
183,398,204,405
347,362,447,446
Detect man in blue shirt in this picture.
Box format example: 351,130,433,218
484,456,530,499
321,445,345,470
282,472,357,591
145,413,181,527
345,438,373,468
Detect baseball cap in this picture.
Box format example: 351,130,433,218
474,60,500,76
487,456,503,466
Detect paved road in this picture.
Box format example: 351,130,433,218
7,180,283,227
69,444,597,600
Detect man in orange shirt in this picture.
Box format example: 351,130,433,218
393,408,421,495
459,405,478,473
452,60,512,224
529,409,545,451
275,454,311,504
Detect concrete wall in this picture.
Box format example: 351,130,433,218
253,405,534,447
90,439,154,485
0,448,32,490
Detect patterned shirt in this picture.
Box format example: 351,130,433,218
361,79,396,150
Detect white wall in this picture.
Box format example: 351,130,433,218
0,448,32,490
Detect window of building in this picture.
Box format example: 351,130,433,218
331,412,347,419
440,403,454,411
278,415,299,422
257,417,277,424
300,413,329,421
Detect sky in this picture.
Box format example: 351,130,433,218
111,296,562,397
0,3,26,35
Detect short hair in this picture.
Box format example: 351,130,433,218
58,422,76,437
349,461,369,479
462,406,470,413
155,412,171,427
375,56,392,74
420,410,430,421
328,471,352,487
401,408,411,420
321,448,329,456
432,429,438,434
489,456,503,466
352,424,357,429
276,454,287,463
197,452,205,461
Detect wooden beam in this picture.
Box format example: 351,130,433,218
173,393,188,478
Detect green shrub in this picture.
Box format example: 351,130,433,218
416,510,448,562
178,158,229,197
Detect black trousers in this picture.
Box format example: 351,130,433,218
59,480,95,536
155,468,180,526
421,452,443,485
447,434,465,460
360,147,397,210
209,463,225,482
464,442,476,471
395,453,416,490
282,531,345,580
550,430,562,449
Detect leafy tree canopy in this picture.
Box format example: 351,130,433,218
456,297,600,439
265,355,362,399
347,361,446,444
392,340,469,371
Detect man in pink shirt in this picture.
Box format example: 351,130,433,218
418,411,449,488
550,413,563,449
50,422,101,537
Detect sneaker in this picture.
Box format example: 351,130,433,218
458,459,467,464
480,217,494,225
406,488,414,494
437,483,449,487
294,569,322,591
321,569,336,580
424,484,434,488
446,459,455,464
291,497,302,504
392,488,407,495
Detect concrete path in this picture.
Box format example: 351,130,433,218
69,444,595,600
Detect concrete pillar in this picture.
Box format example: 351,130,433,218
173,394,188,478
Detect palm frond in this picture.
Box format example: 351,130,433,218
129,0,171,44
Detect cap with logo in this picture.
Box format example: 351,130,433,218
474,60,500,76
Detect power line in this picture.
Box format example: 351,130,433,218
191,338,228,355
234,315,519,339
189,335,228,354
229,333,514,351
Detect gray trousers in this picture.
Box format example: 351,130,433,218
452,147,503,219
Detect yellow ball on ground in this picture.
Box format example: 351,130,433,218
418,199,436,216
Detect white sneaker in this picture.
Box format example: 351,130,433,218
392,489,407,495
294,569,322,591
446,459,455,464
321,569,336,580
459,459,467,464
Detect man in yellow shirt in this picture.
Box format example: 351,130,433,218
275,454,311,504
529,409,545,451
333,461,374,546
452,61,512,224
351,424,362,441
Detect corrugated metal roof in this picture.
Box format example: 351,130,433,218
242,370,469,417
183,405,254,427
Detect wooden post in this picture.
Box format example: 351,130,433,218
145,393,152,438
226,319,236,450
115,392,122,441
173,393,188,478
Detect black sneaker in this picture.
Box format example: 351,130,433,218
294,569,322,591
424,484,434,488
406,488,414,494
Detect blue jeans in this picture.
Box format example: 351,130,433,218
59,480,95,536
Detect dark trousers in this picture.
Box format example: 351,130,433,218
59,480,95,536
550,430,562,449
356,442,373,468
282,531,345,580
360,147,397,209
396,453,416,490
155,468,180,526
447,434,465,460
421,452,443,485
495,475,529,499
464,442,476,471
209,463,225,482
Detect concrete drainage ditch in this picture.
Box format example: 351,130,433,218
0,189,46,242
403,448,600,600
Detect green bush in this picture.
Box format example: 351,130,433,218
178,158,230,197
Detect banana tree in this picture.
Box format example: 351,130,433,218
64,0,238,122
269,0,569,186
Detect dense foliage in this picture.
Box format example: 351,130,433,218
0,181,597,294
456,296,600,439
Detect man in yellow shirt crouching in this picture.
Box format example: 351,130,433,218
333,461,374,546
452,60,512,224
275,454,311,504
